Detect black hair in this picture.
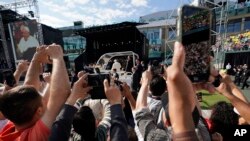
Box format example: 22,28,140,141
149,75,166,96
128,126,138,141
73,106,96,141
210,101,239,141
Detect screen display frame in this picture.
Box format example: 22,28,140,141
177,5,212,83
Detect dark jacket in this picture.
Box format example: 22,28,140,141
110,104,129,141
49,104,78,141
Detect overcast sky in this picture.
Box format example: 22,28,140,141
0,0,192,28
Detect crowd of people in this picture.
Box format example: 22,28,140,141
223,31,250,51
0,42,249,141
183,10,209,34
184,41,210,76
226,63,250,90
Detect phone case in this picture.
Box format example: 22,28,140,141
177,5,212,43
177,5,212,83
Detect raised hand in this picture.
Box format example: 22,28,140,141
121,82,131,98
104,79,122,105
166,42,196,134
33,45,50,63
140,67,152,85
67,73,92,105
43,73,51,83
16,60,29,73
45,44,63,60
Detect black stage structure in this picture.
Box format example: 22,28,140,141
224,51,250,68
0,9,64,70
0,9,29,69
74,22,148,73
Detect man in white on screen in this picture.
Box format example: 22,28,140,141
111,59,121,72
18,25,39,53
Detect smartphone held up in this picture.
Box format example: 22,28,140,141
177,5,212,83
87,73,123,99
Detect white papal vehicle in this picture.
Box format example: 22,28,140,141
96,51,139,86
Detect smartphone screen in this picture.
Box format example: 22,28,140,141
88,73,110,99
180,5,211,82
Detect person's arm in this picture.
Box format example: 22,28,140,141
104,79,129,141
229,82,248,102
134,70,171,141
122,83,136,110
14,60,29,84
216,83,250,124
166,42,198,140
2,61,29,92
41,73,51,106
42,44,71,128
135,108,170,141
135,69,151,110
99,99,111,128
49,73,92,141
110,104,129,141
23,46,48,90
220,71,248,103
48,104,77,141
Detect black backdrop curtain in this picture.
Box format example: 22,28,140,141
224,52,250,68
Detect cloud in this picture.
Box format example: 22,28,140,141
41,1,66,13
100,0,109,5
95,8,136,21
40,0,142,27
60,2,136,25
64,0,90,8
115,0,133,9
131,0,148,7
40,14,69,27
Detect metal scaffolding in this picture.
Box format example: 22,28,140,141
1,0,43,44
164,1,182,60
0,0,42,68
202,0,229,69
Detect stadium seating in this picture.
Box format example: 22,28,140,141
224,31,250,51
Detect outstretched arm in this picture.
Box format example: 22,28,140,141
134,70,171,140
167,42,198,140
104,79,129,141
42,44,71,128
2,60,29,93
220,71,248,103
14,60,29,84
135,69,151,110
24,46,48,90
216,82,250,124
122,83,136,110
49,73,92,141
